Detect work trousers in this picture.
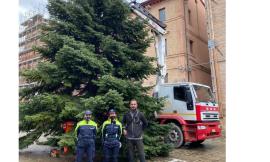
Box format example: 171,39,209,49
127,139,146,162
76,139,95,162
103,144,120,162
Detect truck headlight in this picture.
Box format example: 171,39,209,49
197,126,207,130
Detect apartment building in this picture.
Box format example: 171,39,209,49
19,14,47,88
141,0,211,87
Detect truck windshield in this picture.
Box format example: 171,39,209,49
193,85,215,103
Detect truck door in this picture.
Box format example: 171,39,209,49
172,85,196,121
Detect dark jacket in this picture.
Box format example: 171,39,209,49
122,110,148,140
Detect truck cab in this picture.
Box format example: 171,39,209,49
155,82,221,147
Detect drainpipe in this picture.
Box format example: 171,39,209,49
195,0,200,35
183,0,190,81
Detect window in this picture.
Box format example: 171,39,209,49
174,86,186,101
189,40,194,54
193,85,215,103
188,9,192,25
159,8,166,22
165,38,168,56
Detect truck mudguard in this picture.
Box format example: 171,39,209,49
157,114,187,125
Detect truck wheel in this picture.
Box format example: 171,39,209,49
165,123,185,148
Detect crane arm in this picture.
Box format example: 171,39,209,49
129,1,166,35
129,1,167,87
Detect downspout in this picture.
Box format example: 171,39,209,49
183,0,190,81
195,0,200,36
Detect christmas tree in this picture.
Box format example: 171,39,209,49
19,0,172,159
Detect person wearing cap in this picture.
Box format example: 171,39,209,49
101,109,122,162
75,110,97,162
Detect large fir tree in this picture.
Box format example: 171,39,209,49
19,0,172,159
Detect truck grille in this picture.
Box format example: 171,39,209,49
201,112,219,121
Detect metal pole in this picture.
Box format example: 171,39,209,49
205,0,219,103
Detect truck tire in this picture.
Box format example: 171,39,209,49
165,123,185,148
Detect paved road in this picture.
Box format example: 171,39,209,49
149,132,225,162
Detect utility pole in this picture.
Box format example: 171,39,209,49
205,0,226,117
205,0,219,103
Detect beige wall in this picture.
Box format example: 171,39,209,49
142,0,211,87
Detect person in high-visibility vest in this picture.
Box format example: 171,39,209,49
75,110,97,162
101,109,122,162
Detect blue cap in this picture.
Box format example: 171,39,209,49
85,110,92,115
108,109,116,114
109,109,116,114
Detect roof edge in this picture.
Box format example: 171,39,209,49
141,0,165,6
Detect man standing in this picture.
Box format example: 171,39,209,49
75,110,97,162
122,99,148,162
102,109,122,162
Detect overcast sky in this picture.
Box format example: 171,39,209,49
19,0,48,22
19,0,146,22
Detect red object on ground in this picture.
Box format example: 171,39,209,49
61,121,75,154
62,121,74,133
63,146,69,154
50,149,60,157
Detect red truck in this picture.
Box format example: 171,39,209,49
154,82,221,147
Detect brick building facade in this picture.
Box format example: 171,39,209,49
19,14,47,88
141,0,212,88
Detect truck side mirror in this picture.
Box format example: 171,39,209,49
186,89,194,110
